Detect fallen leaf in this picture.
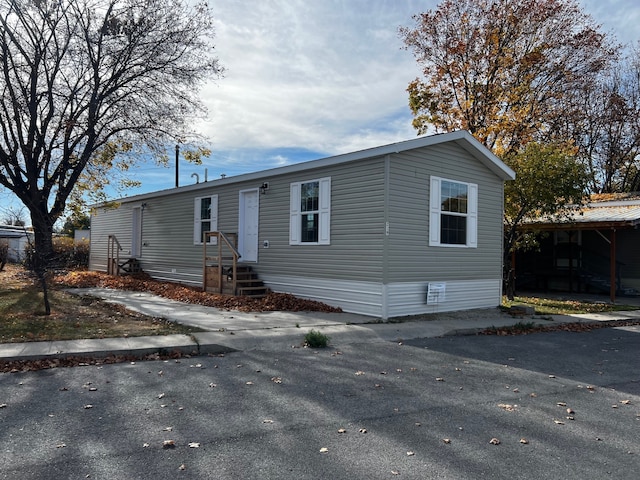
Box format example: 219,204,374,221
355,371,365,376
338,428,347,434
359,428,367,434
163,427,173,432
435,377,444,382
158,393,165,399
554,420,565,425
262,419,274,424
557,402,567,407
498,404,517,412
271,377,282,384
142,443,150,448
178,464,186,471
188,442,200,448
319,447,329,453
549,375,556,379
391,471,400,476
407,451,415,456
566,408,575,414
586,385,596,391
0,404,6,408
246,381,253,385
443,438,451,444
209,383,217,388
489,437,500,445
620,400,632,405
162,440,175,448
83,404,93,409
56,443,66,448
520,438,529,444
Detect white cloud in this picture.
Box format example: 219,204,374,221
197,0,426,156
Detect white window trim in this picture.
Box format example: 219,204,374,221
290,177,331,245
193,194,218,245
429,176,477,248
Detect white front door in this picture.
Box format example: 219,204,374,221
238,189,259,262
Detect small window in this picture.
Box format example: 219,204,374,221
194,195,218,244
290,177,331,245
429,177,477,247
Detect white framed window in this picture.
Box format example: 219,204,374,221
290,177,331,245
429,176,477,247
194,195,218,244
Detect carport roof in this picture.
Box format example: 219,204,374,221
525,197,640,230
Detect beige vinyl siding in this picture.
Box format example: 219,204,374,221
386,143,504,283
89,203,134,272
255,158,386,282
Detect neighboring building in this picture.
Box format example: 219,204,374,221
89,130,515,319
0,225,33,262
74,229,90,243
516,194,640,301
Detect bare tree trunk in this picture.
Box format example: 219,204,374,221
29,211,56,316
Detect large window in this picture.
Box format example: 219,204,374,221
429,177,477,247
193,195,218,244
290,177,331,245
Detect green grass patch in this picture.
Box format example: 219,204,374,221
304,329,330,348
502,295,639,315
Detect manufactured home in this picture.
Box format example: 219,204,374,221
90,130,515,319
0,225,32,262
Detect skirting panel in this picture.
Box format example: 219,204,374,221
262,275,502,319
384,279,502,318
261,275,384,318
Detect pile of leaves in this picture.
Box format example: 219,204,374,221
481,319,640,336
55,270,342,313
0,351,189,374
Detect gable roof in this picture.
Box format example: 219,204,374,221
106,130,515,204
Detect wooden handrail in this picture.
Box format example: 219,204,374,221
107,235,123,276
203,231,240,294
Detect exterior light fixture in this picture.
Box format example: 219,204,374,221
260,182,269,194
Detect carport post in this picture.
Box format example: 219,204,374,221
610,228,616,303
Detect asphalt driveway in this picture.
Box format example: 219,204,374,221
1,326,638,479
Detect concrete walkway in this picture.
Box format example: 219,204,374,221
2,288,640,362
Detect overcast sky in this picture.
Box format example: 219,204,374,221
2,0,639,218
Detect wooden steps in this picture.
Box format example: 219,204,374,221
234,265,269,298
204,264,268,298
